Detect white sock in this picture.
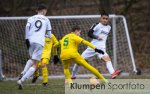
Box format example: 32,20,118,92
106,61,115,74
21,59,33,75
21,67,36,82
72,64,79,77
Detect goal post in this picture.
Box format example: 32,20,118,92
0,49,5,80
0,15,137,79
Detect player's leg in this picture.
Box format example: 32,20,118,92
71,64,79,79
72,48,96,78
40,58,49,86
18,59,33,80
21,59,33,75
32,58,49,86
17,43,43,89
98,53,121,79
62,59,73,84
18,59,38,89
32,69,39,82
73,55,108,83
32,61,41,83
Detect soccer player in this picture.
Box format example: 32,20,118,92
32,34,59,87
60,25,108,84
17,4,52,89
72,13,121,79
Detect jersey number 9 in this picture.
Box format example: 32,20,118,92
35,20,42,32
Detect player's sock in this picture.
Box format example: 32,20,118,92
21,67,36,82
32,70,40,83
21,59,33,75
106,61,115,74
42,67,48,83
34,70,40,77
72,64,79,77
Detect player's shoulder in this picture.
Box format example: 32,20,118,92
51,34,54,37
32,15,49,21
99,23,111,29
90,23,99,29
38,15,49,20
71,34,83,40
51,34,56,39
27,15,35,21
106,24,111,30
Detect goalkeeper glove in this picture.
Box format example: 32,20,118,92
53,55,60,64
95,48,104,54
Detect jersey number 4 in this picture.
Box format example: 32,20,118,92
35,20,42,32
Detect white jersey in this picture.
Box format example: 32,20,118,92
89,23,111,49
25,14,52,46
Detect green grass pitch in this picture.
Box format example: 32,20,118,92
0,75,150,94
0,79,64,94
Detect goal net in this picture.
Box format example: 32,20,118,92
0,15,137,79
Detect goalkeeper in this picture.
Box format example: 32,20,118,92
19,34,59,87
60,25,108,84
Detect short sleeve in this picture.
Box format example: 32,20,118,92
93,24,99,31
90,23,98,32
108,25,111,31
46,19,52,31
52,34,59,45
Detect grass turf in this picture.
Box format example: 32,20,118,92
0,75,150,94
0,79,64,94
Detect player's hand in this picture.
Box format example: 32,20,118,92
53,55,60,64
95,48,104,54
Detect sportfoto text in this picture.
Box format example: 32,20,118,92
70,82,145,91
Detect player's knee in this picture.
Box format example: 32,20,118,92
32,63,38,69
41,63,47,68
102,55,111,62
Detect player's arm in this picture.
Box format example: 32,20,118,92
25,22,31,39
25,20,31,49
75,36,104,54
81,40,104,54
52,35,60,64
53,35,59,55
88,23,102,40
46,19,52,38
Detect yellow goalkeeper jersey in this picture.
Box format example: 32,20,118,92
60,33,95,60
41,34,59,59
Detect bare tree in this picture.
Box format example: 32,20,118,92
99,0,113,13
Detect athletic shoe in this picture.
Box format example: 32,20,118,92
42,83,48,87
17,80,23,90
32,76,39,83
111,70,122,79
71,76,76,79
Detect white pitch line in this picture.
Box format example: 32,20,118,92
25,84,42,86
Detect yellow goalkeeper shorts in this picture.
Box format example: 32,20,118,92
38,58,49,67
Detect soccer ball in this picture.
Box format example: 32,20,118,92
89,76,99,85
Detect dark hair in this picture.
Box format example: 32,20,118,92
37,4,48,11
101,12,109,17
71,25,81,32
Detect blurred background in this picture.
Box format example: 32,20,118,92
0,0,149,73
